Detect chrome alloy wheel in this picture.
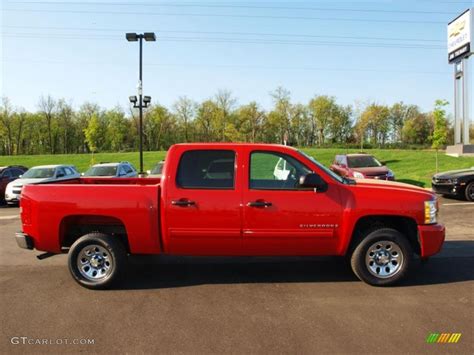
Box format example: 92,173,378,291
76,244,113,281
365,240,404,279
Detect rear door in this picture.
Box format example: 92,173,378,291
164,148,243,255
242,149,343,255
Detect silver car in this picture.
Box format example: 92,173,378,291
5,165,80,205
83,162,138,178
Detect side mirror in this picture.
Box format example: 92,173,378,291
380,161,386,166
56,173,65,178
299,173,328,191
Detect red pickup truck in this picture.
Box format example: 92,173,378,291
16,143,445,289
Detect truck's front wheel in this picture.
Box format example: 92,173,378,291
68,233,126,289
351,228,413,286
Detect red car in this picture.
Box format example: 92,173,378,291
0,165,28,202
16,143,443,289
330,154,395,180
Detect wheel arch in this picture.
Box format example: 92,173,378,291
59,215,130,252
347,215,420,256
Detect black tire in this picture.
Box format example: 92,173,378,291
350,228,413,286
464,181,474,202
68,233,127,289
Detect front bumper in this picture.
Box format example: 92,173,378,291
431,182,462,196
418,224,445,258
5,192,20,203
15,232,34,250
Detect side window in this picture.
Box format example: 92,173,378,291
250,151,311,190
124,165,133,174
119,166,127,176
64,167,74,176
56,168,66,177
177,150,235,189
12,169,23,177
2,170,12,178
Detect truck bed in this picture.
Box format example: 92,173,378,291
20,177,162,254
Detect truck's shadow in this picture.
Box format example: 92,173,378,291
117,241,474,290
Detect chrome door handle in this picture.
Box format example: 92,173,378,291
172,199,196,207
247,201,272,208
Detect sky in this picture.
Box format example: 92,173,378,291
1,0,473,114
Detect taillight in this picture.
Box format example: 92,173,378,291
20,198,31,225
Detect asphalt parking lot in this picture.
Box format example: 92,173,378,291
0,197,473,354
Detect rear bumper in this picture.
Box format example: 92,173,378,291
418,224,445,258
15,232,34,250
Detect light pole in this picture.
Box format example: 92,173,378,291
126,32,156,175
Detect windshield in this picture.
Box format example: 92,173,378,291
297,151,345,183
150,162,164,175
348,155,382,168
22,168,55,179
84,166,117,177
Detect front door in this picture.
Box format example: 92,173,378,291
164,148,242,255
242,149,342,255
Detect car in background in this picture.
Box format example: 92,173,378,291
83,162,138,178
432,168,474,202
147,160,165,178
0,165,28,201
5,165,80,205
330,154,395,180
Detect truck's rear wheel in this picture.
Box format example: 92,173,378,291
68,233,126,289
351,228,413,286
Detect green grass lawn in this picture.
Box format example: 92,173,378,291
1,148,473,187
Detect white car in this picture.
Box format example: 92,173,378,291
83,162,138,178
5,165,80,205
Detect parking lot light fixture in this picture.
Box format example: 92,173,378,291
126,33,138,42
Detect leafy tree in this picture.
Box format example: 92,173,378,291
358,104,390,146
84,113,101,155
308,95,340,145
236,102,265,142
173,96,195,142
431,99,449,172
0,97,15,155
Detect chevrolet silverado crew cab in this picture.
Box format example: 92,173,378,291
15,143,445,289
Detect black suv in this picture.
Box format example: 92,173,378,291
432,168,474,202
0,165,28,201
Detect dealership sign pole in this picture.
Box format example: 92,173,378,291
446,8,473,156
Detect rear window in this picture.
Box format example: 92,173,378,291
176,150,235,189
84,166,118,177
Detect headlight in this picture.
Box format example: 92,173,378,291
387,169,394,178
353,172,364,179
424,200,438,224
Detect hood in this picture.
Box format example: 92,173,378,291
353,178,432,197
8,177,55,187
352,166,390,176
433,168,474,179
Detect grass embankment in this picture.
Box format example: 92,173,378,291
1,148,473,187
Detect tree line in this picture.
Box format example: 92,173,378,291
0,88,465,156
